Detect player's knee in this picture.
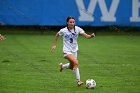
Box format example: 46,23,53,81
73,61,78,68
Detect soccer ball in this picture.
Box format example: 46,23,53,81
85,79,96,89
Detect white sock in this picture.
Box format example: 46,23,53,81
62,63,70,70
73,68,80,82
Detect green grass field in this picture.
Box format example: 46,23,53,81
0,32,140,93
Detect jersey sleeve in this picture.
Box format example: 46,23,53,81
58,29,64,36
76,26,85,34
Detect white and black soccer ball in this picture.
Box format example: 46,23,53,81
85,79,96,89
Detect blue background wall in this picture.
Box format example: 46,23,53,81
0,0,140,26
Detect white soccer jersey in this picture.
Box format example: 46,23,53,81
58,26,85,52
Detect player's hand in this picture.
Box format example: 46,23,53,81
0,34,5,41
91,33,95,38
51,45,56,52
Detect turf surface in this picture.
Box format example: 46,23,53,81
0,32,140,93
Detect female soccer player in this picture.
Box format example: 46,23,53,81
0,34,4,41
51,16,95,86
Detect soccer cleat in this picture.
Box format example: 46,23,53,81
77,81,84,86
59,63,63,72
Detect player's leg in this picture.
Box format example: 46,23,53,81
65,54,84,86
59,62,70,72
59,52,72,72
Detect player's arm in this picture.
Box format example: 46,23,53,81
51,32,59,51
82,33,95,39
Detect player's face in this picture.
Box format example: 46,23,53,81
67,19,75,30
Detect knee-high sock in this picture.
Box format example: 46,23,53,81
62,63,70,69
73,68,80,82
